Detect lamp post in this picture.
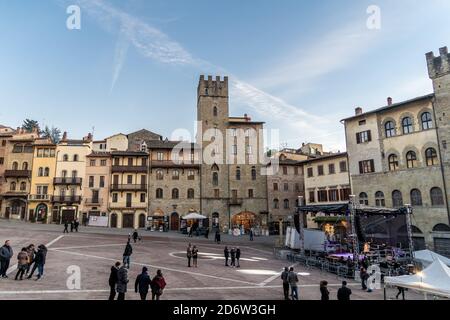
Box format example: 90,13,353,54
297,195,305,255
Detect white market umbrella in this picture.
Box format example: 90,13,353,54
414,249,450,267
182,212,207,220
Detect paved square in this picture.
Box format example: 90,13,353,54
0,221,423,300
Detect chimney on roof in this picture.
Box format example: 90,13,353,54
355,107,363,115
387,97,393,106
62,131,67,141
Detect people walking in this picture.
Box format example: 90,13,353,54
337,281,352,301
132,229,141,243
192,246,198,268
117,264,129,300
287,267,299,300
135,266,151,300
63,221,69,233
235,247,241,268
74,219,79,232
108,261,121,300
27,244,47,280
0,240,13,278
223,246,229,266
15,248,29,280
215,230,221,244
151,269,166,300
281,267,290,300
230,247,236,267
249,227,254,241
186,243,193,267
320,280,330,301
122,241,133,269
70,221,74,232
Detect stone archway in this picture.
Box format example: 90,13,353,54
232,211,256,232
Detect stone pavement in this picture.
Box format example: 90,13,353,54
0,219,427,300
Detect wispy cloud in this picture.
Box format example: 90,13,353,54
110,25,130,92
253,23,379,97
70,0,364,151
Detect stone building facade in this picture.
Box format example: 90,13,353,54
196,75,268,233
342,47,450,254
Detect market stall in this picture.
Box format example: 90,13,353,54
414,249,450,267
181,212,207,235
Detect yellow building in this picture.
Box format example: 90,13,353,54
28,139,56,223
109,151,148,229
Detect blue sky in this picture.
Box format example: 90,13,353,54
1,0,449,151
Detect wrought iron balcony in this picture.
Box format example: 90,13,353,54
52,195,82,203
109,202,147,209
28,194,51,201
53,177,83,185
84,198,103,205
110,184,148,192
4,170,31,178
111,165,147,173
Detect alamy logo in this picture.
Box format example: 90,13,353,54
366,5,381,30
66,265,81,290
66,5,81,30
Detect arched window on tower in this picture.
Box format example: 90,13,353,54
410,189,423,206
406,151,417,168
375,191,385,207
213,106,218,117
425,148,438,166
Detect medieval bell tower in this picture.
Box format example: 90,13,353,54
426,47,450,218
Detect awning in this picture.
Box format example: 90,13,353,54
182,212,207,220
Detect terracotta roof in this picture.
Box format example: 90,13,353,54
298,152,348,164
341,93,434,122
87,151,111,157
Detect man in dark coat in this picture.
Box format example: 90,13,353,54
108,261,121,300
116,265,129,300
230,247,236,267
0,240,13,278
122,241,133,269
235,247,241,268
224,246,229,266
186,243,193,267
337,281,352,301
70,221,74,232
135,266,151,300
63,222,69,233
74,220,79,232
281,267,290,300
215,230,221,243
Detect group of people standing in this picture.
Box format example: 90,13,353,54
63,220,80,233
0,240,47,281
186,243,199,267
224,246,241,267
108,239,167,301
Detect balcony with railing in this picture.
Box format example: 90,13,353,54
4,170,31,178
28,194,51,201
84,198,103,205
110,184,148,192
150,160,200,169
52,195,82,203
111,165,148,173
53,177,83,185
109,202,147,209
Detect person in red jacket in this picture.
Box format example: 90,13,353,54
151,269,166,300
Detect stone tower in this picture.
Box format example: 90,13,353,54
197,75,231,228
426,47,450,220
